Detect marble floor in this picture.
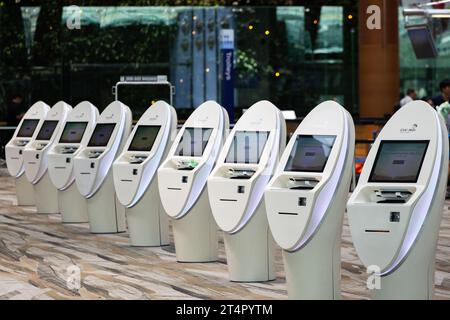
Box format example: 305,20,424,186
0,172,449,300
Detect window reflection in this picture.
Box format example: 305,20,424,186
1,4,357,123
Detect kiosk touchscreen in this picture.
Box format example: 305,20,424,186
265,101,355,299
23,101,72,213
5,101,50,206
347,100,448,299
208,100,286,281
47,101,99,223
113,101,177,246
158,101,229,262
74,101,132,233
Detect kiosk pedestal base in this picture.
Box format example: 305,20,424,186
282,234,341,299
172,191,218,262
374,259,434,300
15,174,35,206
59,183,88,223
87,173,126,234
34,172,59,214
282,184,348,300
223,203,275,282
372,207,442,300
126,180,169,247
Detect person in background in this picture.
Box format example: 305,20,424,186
399,88,417,107
431,79,450,107
421,96,434,106
6,94,25,126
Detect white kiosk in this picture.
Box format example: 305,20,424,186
5,101,50,206
113,101,177,246
74,101,132,233
208,100,285,281
23,101,72,213
158,101,229,262
47,101,99,223
347,101,448,300
265,101,355,299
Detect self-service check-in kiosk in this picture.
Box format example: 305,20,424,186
5,101,50,206
113,101,177,246
347,101,448,299
23,101,72,213
265,101,355,299
74,101,132,233
158,101,229,262
208,100,285,281
47,102,99,223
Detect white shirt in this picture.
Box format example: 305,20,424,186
400,95,413,107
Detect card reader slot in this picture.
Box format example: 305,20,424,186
374,189,412,204
176,160,199,171
377,199,406,204
289,186,315,190
129,160,144,164
288,177,319,190
290,178,320,182
365,229,390,233
220,198,238,202
229,175,252,180
278,212,298,216
227,169,256,180
177,167,195,171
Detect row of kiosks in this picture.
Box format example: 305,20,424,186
158,101,229,262
5,99,447,300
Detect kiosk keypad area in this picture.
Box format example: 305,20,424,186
174,127,212,170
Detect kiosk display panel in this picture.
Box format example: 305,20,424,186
128,125,161,152
175,127,213,157
284,135,336,172
369,140,429,183
59,122,88,143
88,123,116,147
35,120,58,141
17,119,40,138
225,131,270,164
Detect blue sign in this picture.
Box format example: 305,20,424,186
220,30,235,123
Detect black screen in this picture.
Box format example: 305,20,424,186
368,141,429,183
225,131,270,164
128,125,161,152
175,127,213,157
17,119,39,138
88,123,116,147
35,120,59,141
284,135,336,172
59,122,88,143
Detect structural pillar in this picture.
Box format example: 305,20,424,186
359,0,399,118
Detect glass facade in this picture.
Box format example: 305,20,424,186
0,3,358,122
399,7,450,101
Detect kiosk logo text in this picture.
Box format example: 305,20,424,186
400,123,418,133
